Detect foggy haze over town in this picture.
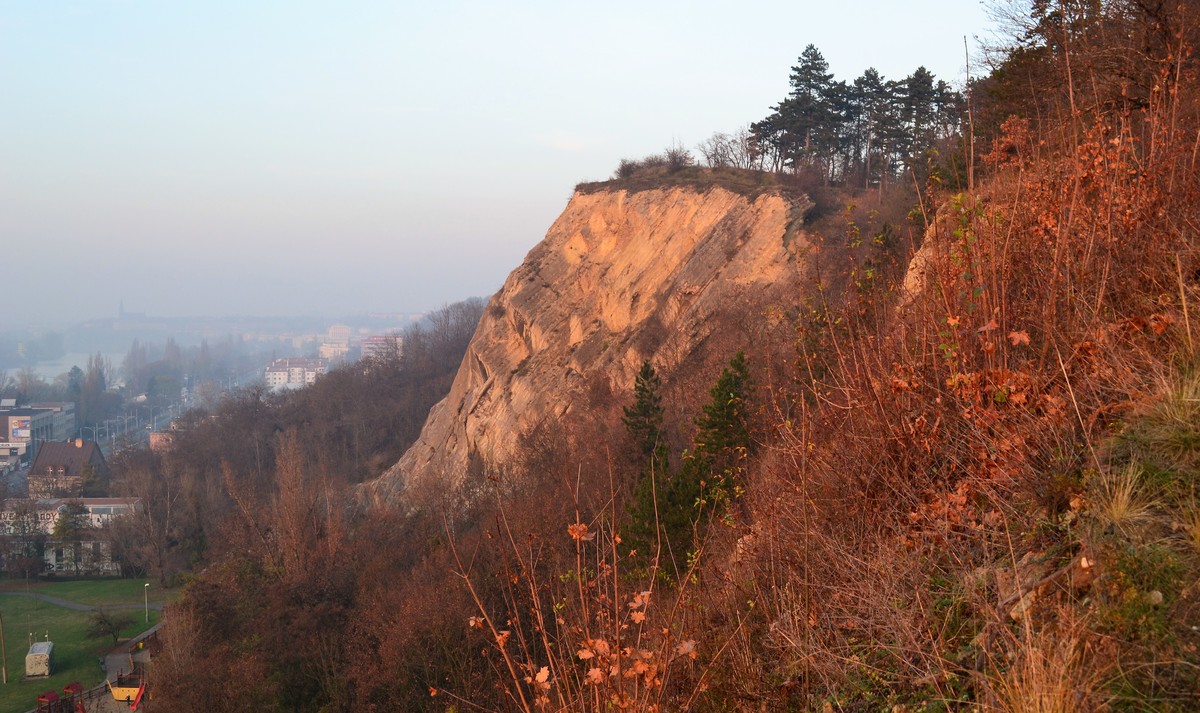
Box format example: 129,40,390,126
3,0,989,328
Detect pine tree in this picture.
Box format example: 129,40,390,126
623,361,673,573
902,66,939,169
851,68,894,188
624,353,753,582
753,45,840,172
788,45,834,103
694,351,751,462
622,361,667,472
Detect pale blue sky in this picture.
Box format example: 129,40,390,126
1,1,994,325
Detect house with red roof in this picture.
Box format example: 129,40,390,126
27,439,109,498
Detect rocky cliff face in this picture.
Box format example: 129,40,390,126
362,184,812,509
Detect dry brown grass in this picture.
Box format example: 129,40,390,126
1181,501,1200,555
1088,464,1158,538
727,4,1200,708
982,620,1110,713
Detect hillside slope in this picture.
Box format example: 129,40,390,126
362,184,811,508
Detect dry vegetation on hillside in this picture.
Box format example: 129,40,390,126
457,3,1200,710
742,2,1200,708
145,2,1200,711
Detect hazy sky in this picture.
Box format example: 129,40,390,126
2,1,994,326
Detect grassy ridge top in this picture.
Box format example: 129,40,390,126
574,165,810,201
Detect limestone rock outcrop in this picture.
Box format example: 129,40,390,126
362,184,812,509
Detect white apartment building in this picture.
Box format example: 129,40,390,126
361,334,404,360
319,342,350,360
264,357,328,389
0,497,142,576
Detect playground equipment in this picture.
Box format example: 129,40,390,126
107,664,147,710
29,627,158,712
34,681,86,713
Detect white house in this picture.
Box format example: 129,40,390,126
0,498,142,576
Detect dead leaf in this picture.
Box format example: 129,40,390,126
567,523,595,542
675,639,697,659
1007,330,1031,346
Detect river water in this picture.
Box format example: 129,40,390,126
26,353,114,381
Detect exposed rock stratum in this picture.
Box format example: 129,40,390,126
362,183,813,509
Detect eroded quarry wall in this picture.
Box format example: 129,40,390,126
362,184,813,510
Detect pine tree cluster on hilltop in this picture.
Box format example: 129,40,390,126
752,45,964,185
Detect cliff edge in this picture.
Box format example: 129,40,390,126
362,183,812,509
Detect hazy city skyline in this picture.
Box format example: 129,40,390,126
2,1,993,327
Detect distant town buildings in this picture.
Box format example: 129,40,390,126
326,324,354,345
317,323,357,362
264,357,328,390
261,327,407,392
0,401,77,472
148,430,175,453
28,402,77,441
319,342,351,360
361,334,403,360
0,497,142,576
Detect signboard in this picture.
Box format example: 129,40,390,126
0,510,57,523
10,418,30,439
0,443,26,455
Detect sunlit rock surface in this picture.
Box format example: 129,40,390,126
362,184,812,509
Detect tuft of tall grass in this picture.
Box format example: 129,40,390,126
1088,464,1158,538
984,624,1108,713
1112,371,1200,483
1181,501,1200,555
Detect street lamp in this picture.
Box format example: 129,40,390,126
144,583,149,623
105,419,121,445
80,425,106,443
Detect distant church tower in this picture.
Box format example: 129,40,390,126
119,299,125,320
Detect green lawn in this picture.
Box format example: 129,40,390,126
0,580,174,608
0,580,166,713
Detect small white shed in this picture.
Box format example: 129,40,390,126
25,641,54,678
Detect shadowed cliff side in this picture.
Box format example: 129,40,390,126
361,183,813,510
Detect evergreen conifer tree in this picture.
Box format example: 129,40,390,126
623,361,667,473
623,352,752,582
694,351,751,461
